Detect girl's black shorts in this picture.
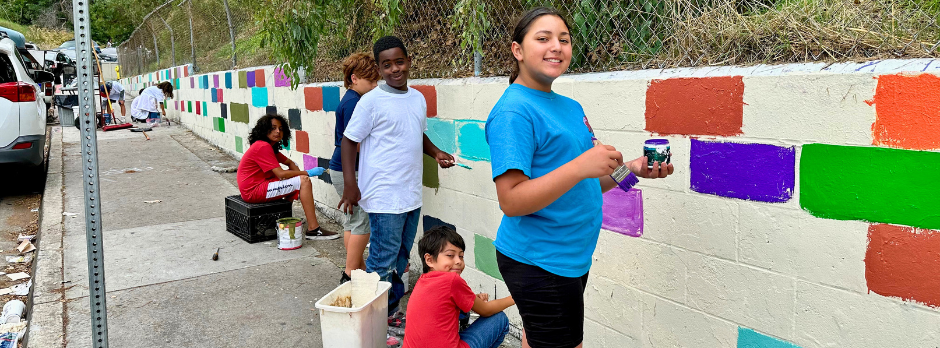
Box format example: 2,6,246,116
497,250,589,348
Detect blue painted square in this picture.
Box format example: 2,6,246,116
252,87,268,108
247,71,256,87
225,72,232,89
203,75,210,89
737,327,801,348
426,118,456,154
266,106,277,115
456,120,490,162
322,86,341,112
288,109,302,130
211,88,218,103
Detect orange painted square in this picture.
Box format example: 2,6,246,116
871,73,940,150
295,130,310,153
645,76,744,136
254,69,266,87
412,85,437,117
866,224,940,307
304,87,323,111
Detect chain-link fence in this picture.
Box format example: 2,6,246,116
119,0,940,81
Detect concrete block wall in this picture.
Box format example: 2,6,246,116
119,59,940,347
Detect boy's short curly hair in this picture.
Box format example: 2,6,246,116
342,53,380,88
418,225,465,273
372,36,408,63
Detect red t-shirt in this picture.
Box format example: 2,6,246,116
403,272,475,348
237,141,290,203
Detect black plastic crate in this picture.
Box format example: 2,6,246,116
224,195,293,243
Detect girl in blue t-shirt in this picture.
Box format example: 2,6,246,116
484,7,674,348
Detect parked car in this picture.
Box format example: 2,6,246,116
0,27,54,112
0,35,54,170
52,40,100,74
44,50,75,85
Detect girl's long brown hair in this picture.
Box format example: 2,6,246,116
509,7,571,84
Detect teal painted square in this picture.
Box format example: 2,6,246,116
474,234,503,281
456,120,490,162
225,72,233,89
322,86,341,112
426,118,457,154
737,328,801,348
202,102,208,117
235,136,244,153
252,87,268,107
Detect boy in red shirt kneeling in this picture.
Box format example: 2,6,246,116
236,113,339,240
403,226,513,348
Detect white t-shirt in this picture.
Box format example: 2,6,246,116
136,86,166,113
107,82,124,100
343,86,427,214
129,96,147,120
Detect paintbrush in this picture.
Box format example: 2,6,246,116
212,248,219,261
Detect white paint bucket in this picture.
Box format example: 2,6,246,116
276,217,304,250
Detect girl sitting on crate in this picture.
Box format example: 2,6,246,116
236,113,340,240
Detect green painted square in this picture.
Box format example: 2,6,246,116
229,103,249,124
235,136,244,153
474,234,502,281
423,154,439,188
187,101,192,113
214,118,225,133
238,71,248,88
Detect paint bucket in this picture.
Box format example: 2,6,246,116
644,139,671,168
276,217,304,250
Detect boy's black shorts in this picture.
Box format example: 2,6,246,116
497,250,589,348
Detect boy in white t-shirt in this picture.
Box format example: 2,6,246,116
338,36,455,318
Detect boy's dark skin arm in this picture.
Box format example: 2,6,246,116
472,295,515,317
423,134,456,168
338,136,361,214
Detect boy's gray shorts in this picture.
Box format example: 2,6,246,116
329,170,370,235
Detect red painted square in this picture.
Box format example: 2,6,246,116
866,224,940,307
254,69,266,87
295,130,309,153
645,76,744,136
217,89,223,103
412,85,437,117
870,74,940,150
304,87,323,111
196,101,201,115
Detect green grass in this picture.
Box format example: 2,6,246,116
0,17,72,49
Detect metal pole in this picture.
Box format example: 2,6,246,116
71,0,110,346
147,21,160,67
187,0,197,71
137,46,142,75
223,0,236,69
157,14,176,67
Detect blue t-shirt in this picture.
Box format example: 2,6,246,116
329,89,361,171
485,84,603,278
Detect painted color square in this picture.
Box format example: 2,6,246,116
871,73,940,150
254,69,266,87
214,118,226,132
203,102,208,117
252,87,268,108
274,67,291,87
190,77,195,89
303,154,317,170
266,106,277,115
295,130,309,153
412,85,437,117
866,224,940,307
456,120,490,161
238,71,248,88
645,76,744,136
316,157,332,184
304,87,323,111
288,109,302,130
474,234,503,281
213,74,219,88
211,88,218,103
225,72,232,89
800,144,940,229
230,103,250,124
322,86,341,112
220,103,227,119
235,136,244,153
195,101,201,115
202,75,209,89
691,139,795,203
217,89,224,103
601,189,643,237
737,327,801,348
426,118,456,154
423,154,439,188
247,70,255,87
187,101,192,113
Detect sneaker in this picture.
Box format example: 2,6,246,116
340,271,351,284
388,311,406,328
305,227,340,240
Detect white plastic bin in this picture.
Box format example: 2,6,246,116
315,281,391,348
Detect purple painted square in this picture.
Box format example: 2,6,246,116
274,68,291,87
690,139,795,203
190,77,195,89
303,154,317,171
247,71,256,87
602,189,643,237
213,74,219,88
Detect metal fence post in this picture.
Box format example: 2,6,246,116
158,14,176,67
187,0,197,71
147,22,160,67
71,0,110,346
223,0,236,69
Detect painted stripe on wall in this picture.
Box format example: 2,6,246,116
865,224,940,307
645,76,744,136
601,188,643,237
691,140,795,203
737,327,801,348
800,144,940,229
870,73,940,150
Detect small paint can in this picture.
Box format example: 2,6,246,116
276,217,304,250
644,139,671,169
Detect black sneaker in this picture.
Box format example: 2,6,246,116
305,227,340,240
340,271,351,284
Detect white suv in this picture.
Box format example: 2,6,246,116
0,36,53,168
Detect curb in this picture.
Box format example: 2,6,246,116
25,126,66,347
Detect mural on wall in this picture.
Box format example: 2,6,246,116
645,76,744,136
690,140,796,203
869,73,940,150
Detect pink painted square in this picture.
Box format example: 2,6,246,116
601,188,643,237
274,67,291,87
303,154,317,170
